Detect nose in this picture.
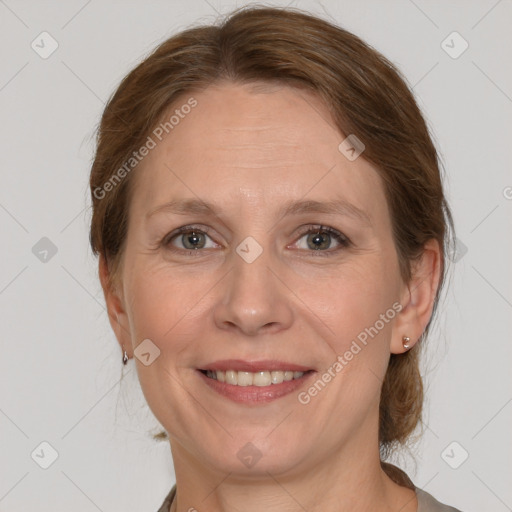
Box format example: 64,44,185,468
213,241,294,337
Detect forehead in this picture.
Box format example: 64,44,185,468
162,81,341,164
130,81,387,221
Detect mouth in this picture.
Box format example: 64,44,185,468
196,360,316,404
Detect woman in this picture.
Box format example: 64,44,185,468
89,6,462,511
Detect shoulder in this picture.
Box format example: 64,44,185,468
415,486,464,512
381,462,463,512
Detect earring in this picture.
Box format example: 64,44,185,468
122,348,129,365
402,336,411,351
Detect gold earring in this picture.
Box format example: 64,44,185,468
402,336,411,350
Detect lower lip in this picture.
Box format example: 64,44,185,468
197,370,315,404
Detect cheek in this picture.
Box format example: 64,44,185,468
124,259,214,352
126,275,175,339
295,255,399,341
122,265,206,420
293,258,401,404
294,260,399,416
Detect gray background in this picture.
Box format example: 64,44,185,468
1,0,511,511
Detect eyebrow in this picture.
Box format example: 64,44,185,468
147,198,371,225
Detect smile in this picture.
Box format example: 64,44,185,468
197,361,316,404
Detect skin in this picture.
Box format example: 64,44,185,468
100,81,441,512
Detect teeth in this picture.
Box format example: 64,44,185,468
204,369,306,386
237,371,253,387
253,371,271,386
271,371,284,384
225,370,237,385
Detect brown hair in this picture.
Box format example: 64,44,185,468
89,5,453,479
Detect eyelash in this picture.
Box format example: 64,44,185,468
161,224,351,257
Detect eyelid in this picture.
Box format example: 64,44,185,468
294,224,349,242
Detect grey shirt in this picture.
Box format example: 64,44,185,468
156,484,463,511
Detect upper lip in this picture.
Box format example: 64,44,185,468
199,359,314,373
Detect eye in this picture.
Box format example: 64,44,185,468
292,225,350,253
162,225,217,253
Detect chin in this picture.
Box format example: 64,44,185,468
197,436,308,478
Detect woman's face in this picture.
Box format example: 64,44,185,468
110,81,412,476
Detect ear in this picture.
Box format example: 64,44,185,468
390,239,442,354
99,254,132,358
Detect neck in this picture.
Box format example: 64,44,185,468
168,435,417,512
